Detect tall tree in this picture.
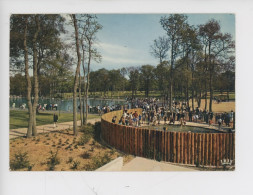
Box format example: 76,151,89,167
140,65,156,97
199,19,235,111
23,16,33,137
150,36,170,64
78,14,102,125
71,14,82,136
160,14,188,111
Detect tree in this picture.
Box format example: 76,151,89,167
78,14,102,125
199,19,235,111
71,14,82,136
128,67,140,99
154,61,169,105
150,36,169,64
10,14,66,137
160,14,188,111
140,65,156,97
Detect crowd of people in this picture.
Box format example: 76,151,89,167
110,97,235,130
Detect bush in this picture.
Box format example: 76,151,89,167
71,160,80,170
67,157,73,164
83,152,112,171
10,151,31,171
77,134,91,146
47,150,60,171
94,122,101,141
80,151,91,159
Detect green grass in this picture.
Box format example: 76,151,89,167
10,110,100,129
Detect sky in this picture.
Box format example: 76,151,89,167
89,14,235,71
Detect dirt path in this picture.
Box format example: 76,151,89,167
9,118,101,139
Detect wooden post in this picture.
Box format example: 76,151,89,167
191,133,195,165
188,133,191,164
177,132,181,163
173,132,176,163
184,133,188,164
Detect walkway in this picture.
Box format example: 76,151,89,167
121,157,197,171
9,118,101,139
140,120,232,132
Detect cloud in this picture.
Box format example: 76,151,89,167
94,42,157,68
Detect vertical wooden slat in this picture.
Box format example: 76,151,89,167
184,133,187,164
225,133,229,162
198,134,202,165
213,134,216,166
232,133,235,162
194,133,198,165
201,133,205,165
168,132,171,162
135,128,137,156
153,130,156,160
216,133,220,166
180,132,184,164
191,133,195,165
229,133,233,161
162,131,164,161
164,131,167,162
173,132,176,163
177,132,180,163
188,133,191,164
209,134,213,166
206,133,209,165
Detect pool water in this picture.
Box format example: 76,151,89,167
141,124,222,133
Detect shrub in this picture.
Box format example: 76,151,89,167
71,160,80,170
47,150,60,171
67,157,73,164
94,122,101,141
10,151,31,171
80,151,91,159
77,134,91,146
83,152,112,171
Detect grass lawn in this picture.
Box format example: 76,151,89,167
10,110,100,129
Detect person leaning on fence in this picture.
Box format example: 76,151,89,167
53,113,58,128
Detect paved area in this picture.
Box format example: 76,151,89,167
9,118,101,139
140,120,232,132
121,157,197,171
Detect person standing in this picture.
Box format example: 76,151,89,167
53,113,58,128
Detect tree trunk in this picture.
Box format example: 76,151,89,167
72,14,82,136
32,15,40,137
24,17,33,138
191,72,194,111
208,42,213,112
204,80,207,111
85,40,92,125
81,47,86,125
78,72,83,126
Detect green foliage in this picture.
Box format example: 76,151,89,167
10,151,32,171
84,152,112,171
94,122,101,141
77,134,91,146
47,150,60,171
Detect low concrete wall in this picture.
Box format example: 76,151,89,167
96,157,123,171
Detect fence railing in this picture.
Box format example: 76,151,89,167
101,109,235,167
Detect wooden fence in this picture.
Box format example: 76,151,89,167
101,109,235,167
